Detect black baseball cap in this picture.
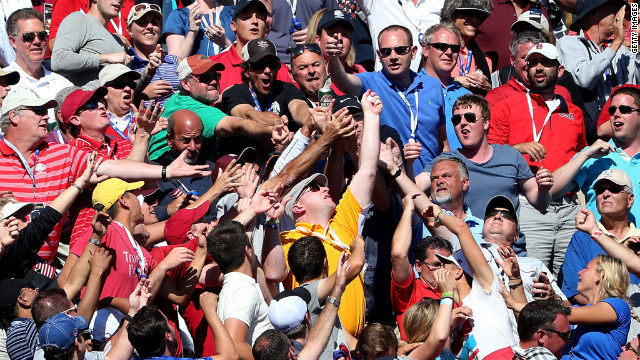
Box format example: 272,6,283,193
316,9,353,35
232,0,268,20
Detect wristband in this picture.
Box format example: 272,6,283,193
71,182,83,193
161,165,168,181
440,297,454,306
441,292,454,299
391,167,402,179
326,296,340,307
88,236,102,246
266,219,280,224
590,228,603,240
508,280,523,289
435,209,444,223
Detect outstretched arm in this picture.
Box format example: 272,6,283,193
349,90,381,207
550,140,614,197
201,292,240,360
391,194,419,285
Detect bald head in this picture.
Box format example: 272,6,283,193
167,109,204,164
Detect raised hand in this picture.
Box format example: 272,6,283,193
575,208,598,234
361,90,382,115
188,3,202,32
133,99,164,136
535,166,554,190
167,150,212,178
0,217,19,256
434,268,454,294
89,246,112,276
531,272,555,301
145,44,165,75
236,163,259,199
451,306,472,329
78,151,105,187
91,211,112,239
161,247,196,270
128,278,152,316
212,159,244,196
199,291,219,311
495,245,520,280
204,24,229,48
334,251,351,293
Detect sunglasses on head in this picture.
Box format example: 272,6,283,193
250,59,281,72
108,80,137,90
428,42,461,53
451,112,479,126
133,3,161,14
594,183,627,195
543,328,572,342
289,43,321,56
608,105,640,115
379,45,412,57
25,106,48,116
195,72,221,83
485,208,517,222
17,31,47,43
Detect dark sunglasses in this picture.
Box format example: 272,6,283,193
485,209,517,222
451,112,479,126
132,3,161,13
195,72,221,83
608,105,640,115
428,42,461,53
17,31,47,43
78,99,105,113
379,45,412,57
625,336,640,356
108,80,137,89
594,184,626,195
25,106,48,116
527,58,559,68
543,328,572,342
250,59,281,72
289,43,321,56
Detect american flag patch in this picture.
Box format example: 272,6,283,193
33,262,56,279
170,187,186,199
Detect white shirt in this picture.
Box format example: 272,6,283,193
4,61,73,120
217,272,273,346
0,0,31,66
357,0,444,72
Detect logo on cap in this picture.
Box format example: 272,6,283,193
334,10,345,18
257,39,269,48
536,44,543,49
603,170,614,177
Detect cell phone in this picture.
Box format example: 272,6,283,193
93,203,105,212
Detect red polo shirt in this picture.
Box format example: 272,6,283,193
210,43,293,94
488,92,587,172
67,135,133,249
391,270,442,341
0,140,89,262
486,78,573,109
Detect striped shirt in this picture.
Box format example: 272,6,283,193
0,140,89,263
129,49,180,107
6,318,38,360
67,135,132,249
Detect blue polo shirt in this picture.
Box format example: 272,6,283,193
573,140,640,224
421,207,484,251
356,70,446,174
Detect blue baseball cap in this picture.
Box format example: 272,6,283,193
39,313,89,351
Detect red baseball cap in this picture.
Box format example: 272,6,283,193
60,87,108,128
163,201,210,245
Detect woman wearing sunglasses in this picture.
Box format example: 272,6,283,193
440,0,493,94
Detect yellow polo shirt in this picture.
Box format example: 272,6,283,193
280,187,365,336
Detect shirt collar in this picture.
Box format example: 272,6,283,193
0,138,48,156
598,222,640,242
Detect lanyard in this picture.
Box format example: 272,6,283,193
397,0,424,43
285,0,298,17
294,226,351,251
397,89,419,140
4,139,40,198
109,12,123,35
527,92,559,143
249,86,272,112
458,49,472,76
108,111,133,139
113,220,147,277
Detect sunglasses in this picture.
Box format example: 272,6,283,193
289,43,321,56
108,80,137,90
625,336,640,356
250,59,281,72
594,184,627,195
608,105,640,115
379,45,412,57
132,3,161,14
543,328,572,342
451,112,479,126
83,99,106,110
527,58,559,68
25,106,48,116
17,31,47,43
194,72,221,83
485,209,517,222
299,182,322,198
428,42,461,53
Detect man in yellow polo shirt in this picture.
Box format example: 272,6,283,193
280,90,382,336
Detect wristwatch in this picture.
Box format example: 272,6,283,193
326,296,340,307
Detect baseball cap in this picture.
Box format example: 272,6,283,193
525,43,559,61
511,10,551,32
452,250,473,276
98,64,141,86
60,87,108,128
211,147,259,182
39,313,88,351
333,95,362,114
1,201,34,220
163,201,210,245
316,10,353,35
284,173,328,221
485,195,519,228
177,55,225,80
454,0,491,15
0,86,57,115
435,253,461,268
242,38,278,63
127,3,163,26
232,0,268,20
268,288,311,333
92,178,145,212
593,169,633,194
0,69,20,86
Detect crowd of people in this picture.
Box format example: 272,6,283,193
0,0,639,359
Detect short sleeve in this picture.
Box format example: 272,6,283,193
390,270,415,314
218,84,253,115
282,83,307,102
511,146,534,180
163,8,188,37
221,286,259,326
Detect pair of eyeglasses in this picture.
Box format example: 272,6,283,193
594,184,627,195
17,31,47,43
25,106,48,116
608,105,640,115
195,72,221,83
81,99,106,111
250,59,281,72
543,328,572,342
379,45,412,57
428,42,461,53
527,58,559,68
289,43,321,56
422,261,444,271
485,209,517,222
451,112,479,126
625,335,640,356
108,80,137,90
